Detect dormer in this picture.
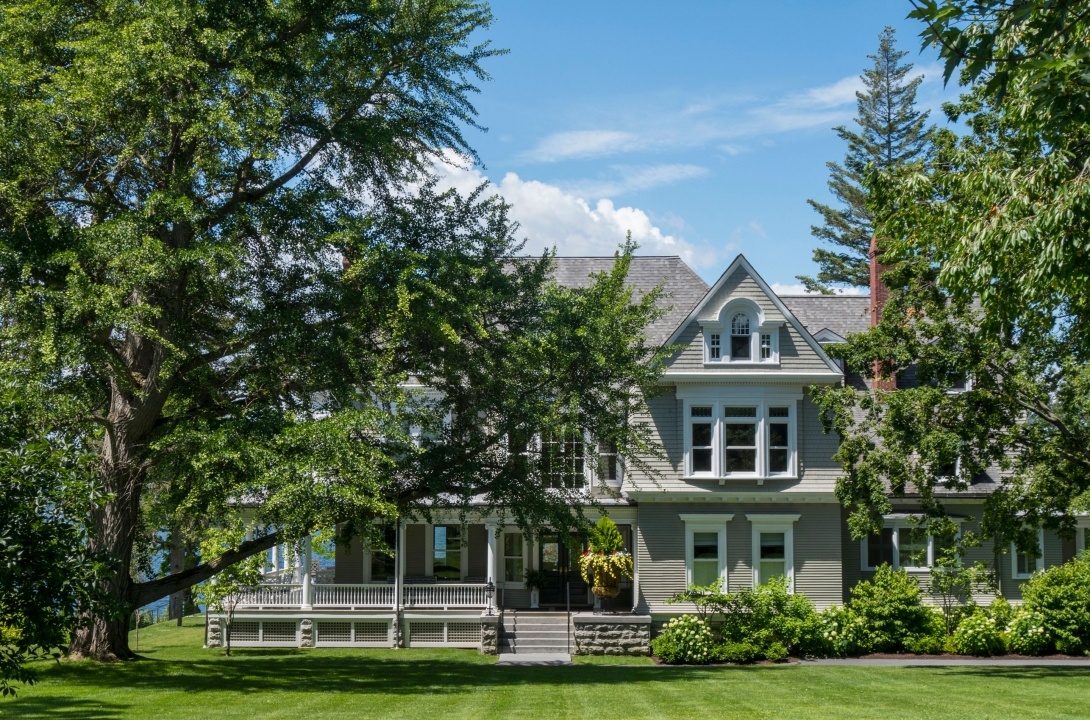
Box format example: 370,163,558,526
698,298,782,366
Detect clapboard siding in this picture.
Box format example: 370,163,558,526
636,502,843,614
796,388,841,492
696,269,786,323
626,390,682,490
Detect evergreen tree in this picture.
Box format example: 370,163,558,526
798,27,930,292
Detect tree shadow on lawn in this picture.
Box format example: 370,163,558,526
26,650,1090,701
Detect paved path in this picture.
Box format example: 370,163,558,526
496,653,573,666
801,658,1090,667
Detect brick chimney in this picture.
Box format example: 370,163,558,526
869,237,896,390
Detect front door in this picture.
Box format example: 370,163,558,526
539,533,588,606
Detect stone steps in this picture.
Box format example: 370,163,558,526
499,611,571,655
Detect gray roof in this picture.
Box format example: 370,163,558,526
551,256,709,345
780,295,871,339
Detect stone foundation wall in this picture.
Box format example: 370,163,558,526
573,614,650,656
206,615,223,648
480,614,500,655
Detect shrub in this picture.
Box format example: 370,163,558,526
952,610,1005,656
652,615,714,664
718,577,823,657
763,641,789,662
819,605,866,657
903,634,945,655
847,565,934,653
1006,608,1051,656
987,597,1014,629
1019,554,1090,655
712,641,759,664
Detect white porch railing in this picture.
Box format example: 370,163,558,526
234,582,487,609
312,583,395,607
235,584,303,607
402,583,487,608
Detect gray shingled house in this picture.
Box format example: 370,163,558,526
207,253,1088,655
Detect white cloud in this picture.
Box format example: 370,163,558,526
770,282,869,296
430,153,719,268
523,130,641,162
798,75,865,108
563,164,708,198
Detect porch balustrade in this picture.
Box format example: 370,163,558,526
234,582,486,609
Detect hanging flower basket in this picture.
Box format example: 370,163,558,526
579,550,632,599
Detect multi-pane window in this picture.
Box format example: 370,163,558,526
724,407,757,473
691,407,713,473
709,333,721,360
433,525,462,580
541,430,585,488
758,532,786,585
503,533,524,583
597,441,618,481
692,532,720,586
867,528,894,568
768,406,790,473
1012,531,1044,579
760,333,772,359
731,313,751,359
898,528,929,568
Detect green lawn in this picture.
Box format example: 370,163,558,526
4,617,1090,719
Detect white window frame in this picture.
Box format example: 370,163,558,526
1011,529,1046,579
679,514,733,589
502,530,526,588
860,520,937,573
700,301,780,366
722,405,760,479
680,392,799,482
747,514,798,592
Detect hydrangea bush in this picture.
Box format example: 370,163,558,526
952,611,1005,656
651,615,713,664
1006,608,1051,656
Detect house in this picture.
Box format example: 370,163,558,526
207,253,1090,654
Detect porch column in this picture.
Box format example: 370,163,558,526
394,518,404,648
270,544,279,577
485,521,498,613
301,534,313,609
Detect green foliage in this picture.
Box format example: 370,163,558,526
710,641,760,664
589,516,625,554
1018,554,1090,655
715,577,823,658
819,605,865,657
842,566,936,653
522,569,548,593
904,633,946,655
930,547,998,635
195,524,265,657
652,615,714,665
579,516,634,592
1006,608,1051,657
663,578,731,623
952,610,1005,656
763,642,789,663
0,383,107,694
799,26,930,292
987,597,1014,630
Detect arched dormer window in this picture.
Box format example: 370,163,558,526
730,313,751,359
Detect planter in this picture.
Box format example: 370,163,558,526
530,588,540,609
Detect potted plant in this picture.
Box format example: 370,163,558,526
524,569,548,609
578,516,633,611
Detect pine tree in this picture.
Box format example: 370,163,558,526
798,27,930,292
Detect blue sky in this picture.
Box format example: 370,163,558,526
434,1,961,292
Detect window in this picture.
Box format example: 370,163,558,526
541,430,585,488
1012,529,1045,579
898,527,930,569
760,333,772,359
861,521,935,571
370,525,398,581
709,333,721,360
758,532,786,584
731,313,751,359
680,514,732,589
690,406,713,474
723,407,757,474
503,533,524,583
692,532,720,586
433,525,462,580
866,528,894,568
767,406,790,474
748,514,798,591
597,441,619,482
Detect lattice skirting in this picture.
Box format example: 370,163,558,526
314,620,392,647
228,619,299,646
406,620,482,647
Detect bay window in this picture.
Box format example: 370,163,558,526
683,397,797,480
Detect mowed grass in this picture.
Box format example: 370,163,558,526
4,617,1090,719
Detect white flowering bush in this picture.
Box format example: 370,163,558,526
952,611,1005,656
1006,608,1051,656
651,615,714,664
819,605,867,657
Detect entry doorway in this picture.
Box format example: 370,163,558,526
538,532,589,607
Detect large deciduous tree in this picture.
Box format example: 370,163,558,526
798,26,931,292
0,0,671,662
812,1,1090,559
